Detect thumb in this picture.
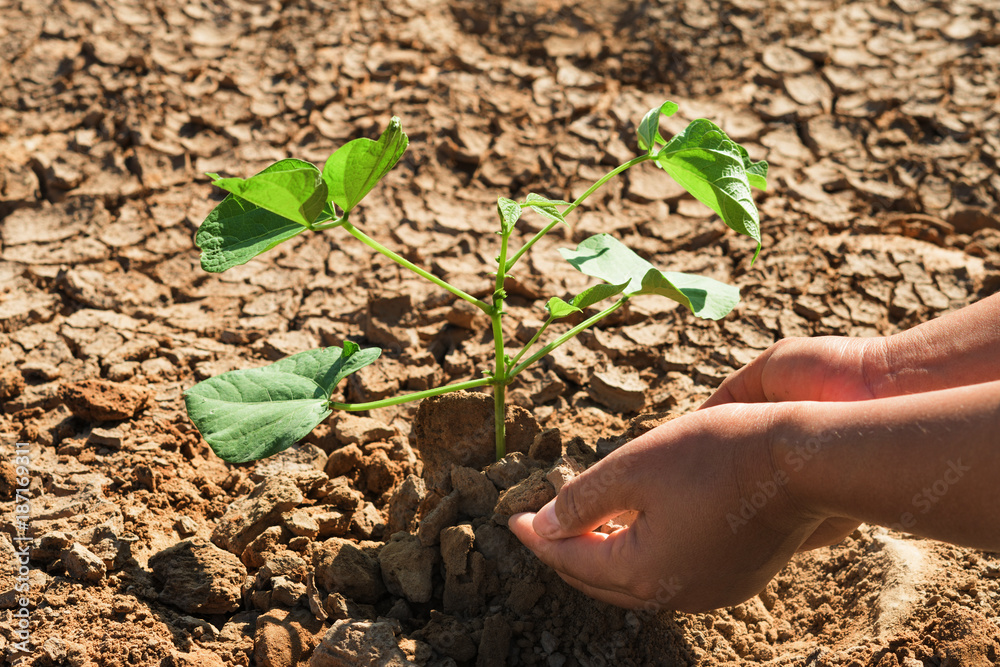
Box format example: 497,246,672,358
700,344,775,408
533,448,643,539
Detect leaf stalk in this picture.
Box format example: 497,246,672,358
509,297,628,378
329,377,492,411
490,219,513,458
342,220,491,313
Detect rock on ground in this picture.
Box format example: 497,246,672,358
60,542,106,583
310,619,416,667
378,532,437,604
148,539,246,614
253,608,325,667
212,477,304,555
58,379,151,421
313,537,384,604
492,469,556,521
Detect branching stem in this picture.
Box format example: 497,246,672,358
506,318,552,372
509,297,628,378
491,221,513,459
504,154,652,271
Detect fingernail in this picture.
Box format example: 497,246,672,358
534,499,560,538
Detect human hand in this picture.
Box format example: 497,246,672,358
701,335,889,408
701,336,880,544
508,403,829,612
511,378,1000,611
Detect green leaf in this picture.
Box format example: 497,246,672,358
746,164,768,192
635,269,740,319
637,100,679,153
654,119,764,253
195,197,307,273
737,159,767,190
525,192,569,227
497,197,521,235
545,297,580,319
269,340,381,390
544,282,628,320
525,193,570,206
730,141,769,191
210,159,327,228
571,281,629,310
184,344,381,463
323,116,408,213
559,233,740,320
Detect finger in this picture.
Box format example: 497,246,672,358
513,516,687,611
533,441,648,540
554,570,651,610
701,346,776,408
509,511,644,594
508,511,613,572
798,517,860,551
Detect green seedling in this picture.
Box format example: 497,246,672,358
184,101,768,463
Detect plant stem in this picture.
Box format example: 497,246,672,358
504,154,652,271
562,154,652,217
509,297,628,378
311,218,346,231
506,318,552,372
491,221,512,459
342,220,491,313
493,380,505,461
329,377,492,411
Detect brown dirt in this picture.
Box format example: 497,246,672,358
2,0,999,665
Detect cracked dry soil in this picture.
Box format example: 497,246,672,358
1,0,1000,665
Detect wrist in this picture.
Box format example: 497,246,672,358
767,402,835,523
875,293,1000,395
770,384,1000,550
856,334,894,399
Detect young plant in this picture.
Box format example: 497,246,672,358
183,101,768,463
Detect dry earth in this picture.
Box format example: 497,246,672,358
1,0,999,665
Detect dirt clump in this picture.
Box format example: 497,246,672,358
411,391,539,487
148,539,246,614
58,379,151,421
0,367,25,401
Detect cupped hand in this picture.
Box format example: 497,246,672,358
701,335,890,408
509,403,836,612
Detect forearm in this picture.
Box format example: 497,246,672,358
778,379,1000,550
872,291,1000,396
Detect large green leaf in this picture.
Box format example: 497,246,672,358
654,119,767,257
184,343,381,463
195,197,307,273
559,234,740,320
323,117,408,213
208,158,327,228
